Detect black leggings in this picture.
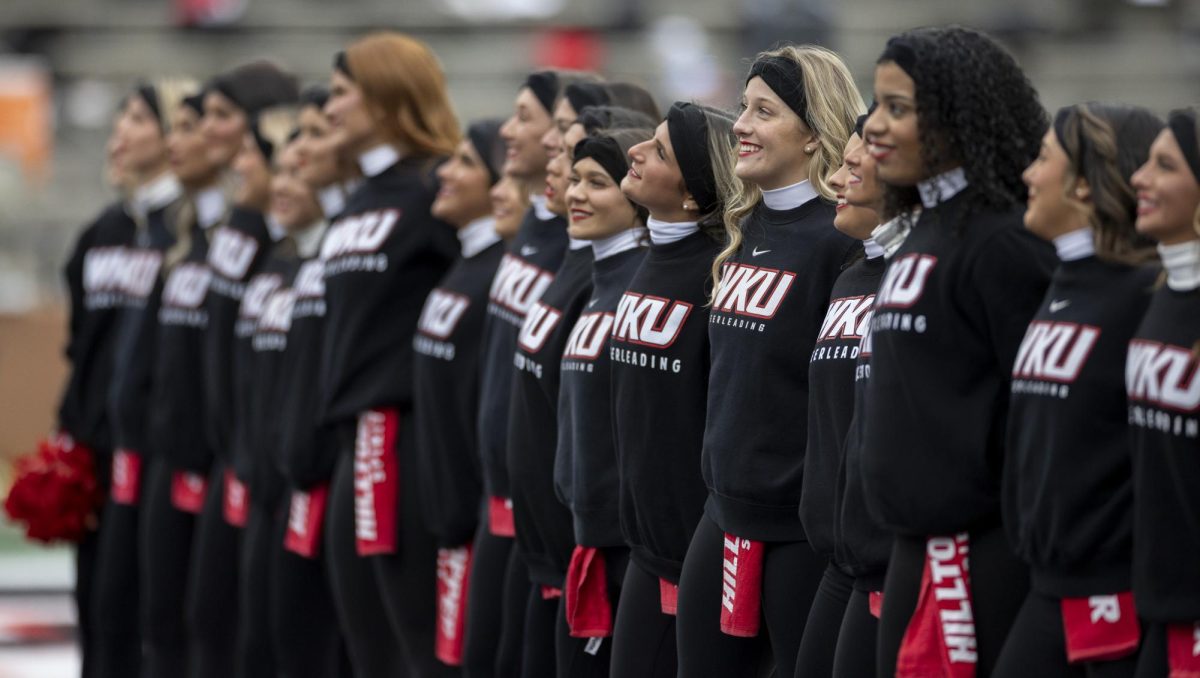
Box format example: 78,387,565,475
832,586,880,678
521,585,559,678
793,562,854,677
236,500,277,678
89,498,140,678
610,559,677,678
676,515,826,678
463,524,527,678
1134,622,1171,678
75,514,100,678
326,450,407,678
553,547,628,678
185,462,242,678
993,590,1139,678
271,492,346,678
877,525,1028,678
139,458,197,678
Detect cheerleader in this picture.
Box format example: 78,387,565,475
187,60,298,678
1126,107,1200,678
54,100,137,678
227,105,302,678
993,103,1163,677
408,118,508,670
796,114,891,678
859,26,1056,678
89,80,192,678
319,33,460,678
674,45,863,678
610,102,736,678
140,88,225,678
271,85,352,678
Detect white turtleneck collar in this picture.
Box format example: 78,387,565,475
459,217,502,258
266,215,287,242
863,237,884,260
318,185,346,219
1159,239,1200,292
568,238,591,250
293,220,329,258
194,186,226,230
591,227,647,261
131,172,182,220
761,179,819,211
532,194,557,221
358,144,402,178
647,217,699,246
918,167,968,209
1054,227,1095,262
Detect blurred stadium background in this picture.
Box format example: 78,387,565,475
0,0,1197,673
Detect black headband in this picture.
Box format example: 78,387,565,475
134,84,163,129
1168,108,1200,183
879,37,918,77
667,102,721,214
523,71,558,115
1052,106,1090,179
467,118,505,185
565,82,611,115
182,90,206,116
573,135,628,185
747,55,809,125
854,113,868,139
334,51,353,80
300,85,329,111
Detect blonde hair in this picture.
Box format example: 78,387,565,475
345,32,460,158
711,45,864,294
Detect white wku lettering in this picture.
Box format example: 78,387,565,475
877,254,938,308
207,227,259,280
417,289,470,340
321,209,399,261
240,274,282,319
817,295,876,341
563,312,614,360
612,293,692,348
1012,321,1100,383
517,301,562,353
292,261,325,298
258,289,296,333
1127,340,1200,412
489,254,554,315
161,263,212,308
712,263,796,319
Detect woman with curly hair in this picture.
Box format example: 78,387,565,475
319,32,461,678
1125,107,1200,678
993,103,1162,677
675,44,864,678
858,26,1057,678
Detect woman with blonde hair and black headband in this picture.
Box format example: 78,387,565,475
993,102,1162,677
676,44,864,678
319,32,460,678
1126,107,1200,678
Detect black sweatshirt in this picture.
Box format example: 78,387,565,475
319,154,457,424
702,200,859,542
413,229,505,548
800,253,885,560
108,197,181,457
477,207,569,501
507,245,594,586
57,201,136,452
203,207,273,464
275,254,334,490
1004,254,1156,597
861,191,1055,536
1128,278,1200,622
557,244,646,548
233,242,297,509
612,231,721,583
149,218,217,470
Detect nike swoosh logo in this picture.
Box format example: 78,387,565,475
520,245,538,256
1049,299,1070,313
751,247,771,257
588,299,599,308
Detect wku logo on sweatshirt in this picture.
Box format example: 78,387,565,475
563,312,615,361
711,263,796,319
321,209,399,260
161,263,212,309
239,274,283,320
1012,321,1100,383
816,295,875,342
84,247,163,300
489,254,554,316
417,289,470,340
258,289,296,334
292,261,325,299
1127,340,1200,412
612,292,692,348
516,301,562,354
208,227,259,280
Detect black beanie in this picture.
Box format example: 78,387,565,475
211,60,300,119
467,118,506,185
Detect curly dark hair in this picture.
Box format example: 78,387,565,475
878,26,1048,220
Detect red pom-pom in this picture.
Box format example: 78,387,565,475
3,435,102,545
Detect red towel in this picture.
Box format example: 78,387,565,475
869,591,884,619
1168,622,1200,678
565,546,613,638
896,533,976,678
435,545,474,666
488,496,515,538
110,450,142,506
354,408,399,555
221,469,248,528
170,471,207,514
283,485,329,558
1060,592,1139,663
659,579,679,616
719,533,764,637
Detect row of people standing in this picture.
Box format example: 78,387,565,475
49,23,1199,678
